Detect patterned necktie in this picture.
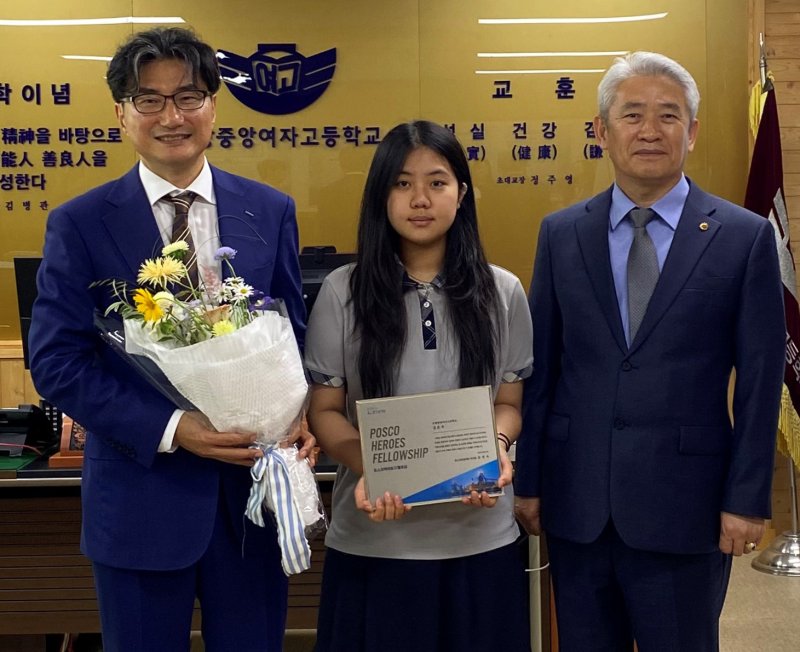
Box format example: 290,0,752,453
627,207,659,343
165,191,198,286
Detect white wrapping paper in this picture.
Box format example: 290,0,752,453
124,312,308,443
123,311,319,574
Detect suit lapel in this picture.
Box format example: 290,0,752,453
101,166,164,279
213,166,272,280
575,188,628,353
629,183,720,352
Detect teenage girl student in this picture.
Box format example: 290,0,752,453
305,120,533,652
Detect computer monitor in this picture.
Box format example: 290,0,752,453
299,246,356,314
13,257,42,370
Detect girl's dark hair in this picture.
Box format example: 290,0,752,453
106,27,221,101
351,120,499,398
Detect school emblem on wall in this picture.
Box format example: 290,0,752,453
216,43,336,115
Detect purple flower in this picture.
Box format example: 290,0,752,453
249,291,275,311
214,246,238,261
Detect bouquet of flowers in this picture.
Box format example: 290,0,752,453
97,242,323,575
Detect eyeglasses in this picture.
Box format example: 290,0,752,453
121,90,212,114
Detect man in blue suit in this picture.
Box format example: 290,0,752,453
515,52,785,651
29,28,312,651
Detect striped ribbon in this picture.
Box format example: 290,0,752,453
246,444,312,575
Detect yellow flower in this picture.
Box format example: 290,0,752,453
212,319,237,337
137,257,187,288
162,241,190,258
133,288,164,322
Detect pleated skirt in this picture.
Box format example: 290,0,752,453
315,540,532,652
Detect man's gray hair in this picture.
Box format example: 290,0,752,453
597,51,700,122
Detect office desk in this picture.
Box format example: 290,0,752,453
0,461,334,636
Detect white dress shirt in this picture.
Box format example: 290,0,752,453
138,159,220,452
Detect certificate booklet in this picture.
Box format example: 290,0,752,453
356,386,502,506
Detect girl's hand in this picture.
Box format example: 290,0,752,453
461,444,513,509
354,476,412,521
497,444,513,487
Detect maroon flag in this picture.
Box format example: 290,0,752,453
744,87,800,416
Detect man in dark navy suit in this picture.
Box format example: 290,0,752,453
29,27,312,652
515,52,785,651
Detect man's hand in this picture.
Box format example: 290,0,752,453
285,416,318,466
354,476,411,521
719,511,765,556
173,412,261,466
515,496,542,536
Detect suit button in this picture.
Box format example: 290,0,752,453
614,418,625,430
621,361,632,371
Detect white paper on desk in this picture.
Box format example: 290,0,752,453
356,386,502,506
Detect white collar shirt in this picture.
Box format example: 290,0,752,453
137,159,220,452
138,159,222,288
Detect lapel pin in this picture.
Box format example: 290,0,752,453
699,222,709,231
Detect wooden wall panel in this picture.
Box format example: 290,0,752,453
784,173,800,196
780,126,800,149
765,35,800,59
768,58,800,80
773,80,800,103
761,0,800,540
778,103,800,127
0,342,38,408
769,0,800,11
766,16,800,37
